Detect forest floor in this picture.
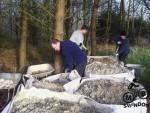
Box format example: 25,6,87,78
0,48,17,72
0,42,53,72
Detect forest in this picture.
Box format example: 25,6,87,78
0,0,150,112
0,0,150,84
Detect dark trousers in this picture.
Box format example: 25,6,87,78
75,60,87,77
119,52,129,63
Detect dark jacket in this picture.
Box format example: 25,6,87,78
114,36,130,54
60,40,87,71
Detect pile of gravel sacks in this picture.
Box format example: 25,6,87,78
3,56,135,113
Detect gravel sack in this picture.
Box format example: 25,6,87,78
88,56,118,65
32,80,65,92
77,79,129,105
31,70,49,75
85,61,129,75
44,73,70,84
0,79,17,89
11,97,101,113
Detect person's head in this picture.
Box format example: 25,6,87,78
120,31,126,39
51,39,61,51
80,25,88,34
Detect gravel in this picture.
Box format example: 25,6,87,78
31,70,49,75
0,79,17,89
77,79,129,105
32,80,65,92
11,98,101,113
85,61,128,75
88,57,118,65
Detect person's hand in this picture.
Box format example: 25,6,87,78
84,49,88,54
115,53,119,57
117,41,121,45
81,44,87,50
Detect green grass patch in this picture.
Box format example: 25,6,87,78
127,47,150,86
96,50,114,56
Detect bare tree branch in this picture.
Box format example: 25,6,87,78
143,0,150,10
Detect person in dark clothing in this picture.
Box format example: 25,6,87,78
51,39,87,77
114,31,130,63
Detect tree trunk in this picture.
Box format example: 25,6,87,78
105,0,112,40
44,0,54,40
143,0,150,11
120,0,125,29
54,0,65,73
138,5,144,44
127,0,131,35
0,1,3,32
29,1,38,46
91,0,100,55
76,2,79,28
132,0,135,40
19,0,28,69
83,0,87,25
65,0,71,38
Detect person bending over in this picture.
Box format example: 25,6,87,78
51,39,87,77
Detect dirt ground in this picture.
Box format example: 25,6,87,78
0,44,52,72
0,48,17,72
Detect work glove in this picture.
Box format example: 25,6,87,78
79,43,87,51
117,41,121,45
115,53,119,57
81,44,87,51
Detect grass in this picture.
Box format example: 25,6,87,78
127,47,150,87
